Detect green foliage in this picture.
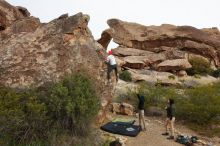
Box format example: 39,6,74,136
168,75,176,80
193,74,201,79
47,73,99,136
175,82,220,126
139,83,179,108
211,68,220,78
102,139,111,146
125,82,179,110
187,57,212,76
124,82,220,136
0,87,49,145
174,82,220,136
0,73,100,146
119,70,132,82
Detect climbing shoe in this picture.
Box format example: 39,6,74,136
167,136,174,140
162,132,169,136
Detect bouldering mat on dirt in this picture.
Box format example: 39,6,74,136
101,121,141,137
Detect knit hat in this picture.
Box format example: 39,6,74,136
108,50,113,55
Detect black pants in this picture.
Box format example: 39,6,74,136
107,64,118,80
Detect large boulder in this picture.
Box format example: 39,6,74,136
157,59,192,72
100,19,220,67
0,12,105,89
0,1,114,123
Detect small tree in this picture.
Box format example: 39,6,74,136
187,57,212,76
119,70,132,82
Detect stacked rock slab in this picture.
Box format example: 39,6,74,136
98,19,220,72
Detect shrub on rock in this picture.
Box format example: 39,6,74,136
0,73,99,146
119,70,132,82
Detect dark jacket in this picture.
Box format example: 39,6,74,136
137,95,145,110
166,105,175,120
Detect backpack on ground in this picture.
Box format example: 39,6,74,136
109,140,122,146
176,135,193,146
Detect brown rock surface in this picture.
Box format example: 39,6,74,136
202,27,220,37
115,49,167,69
114,79,138,96
100,19,220,67
113,47,154,57
114,47,186,69
111,102,134,116
123,56,149,69
177,70,187,77
115,57,126,68
162,49,186,59
0,0,30,30
157,59,192,72
10,16,40,33
97,29,113,49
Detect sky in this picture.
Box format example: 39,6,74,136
7,0,220,48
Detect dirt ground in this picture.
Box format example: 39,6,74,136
101,115,220,146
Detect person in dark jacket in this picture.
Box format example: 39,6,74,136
162,98,175,139
137,94,146,131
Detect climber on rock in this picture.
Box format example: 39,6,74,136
106,50,118,83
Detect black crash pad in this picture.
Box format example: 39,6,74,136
101,122,141,137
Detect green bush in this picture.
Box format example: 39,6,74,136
175,82,220,126
0,87,49,145
119,70,132,82
125,82,179,110
124,82,220,136
139,83,178,108
0,73,100,146
187,57,212,76
47,73,99,136
175,82,220,136
211,68,220,78
193,74,201,79
168,75,176,80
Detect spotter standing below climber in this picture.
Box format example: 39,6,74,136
137,93,146,131
106,50,118,83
